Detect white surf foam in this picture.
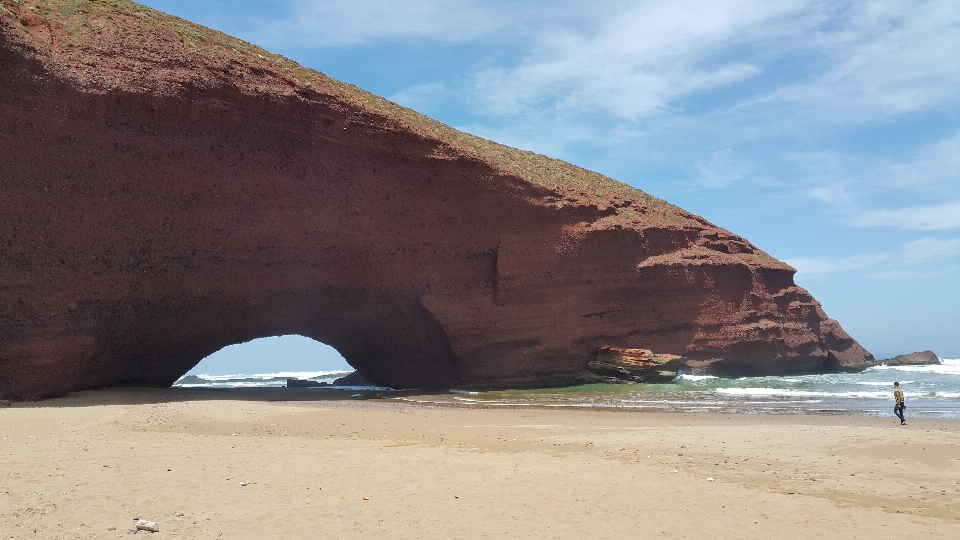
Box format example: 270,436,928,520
182,370,352,382
871,358,960,376
676,374,719,381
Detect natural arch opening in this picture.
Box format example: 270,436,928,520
174,335,353,388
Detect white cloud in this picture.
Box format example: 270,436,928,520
902,237,960,260
866,267,959,281
251,0,624,47
459,0,960,128
880,132,960,195
793,131,960,219
779,151,861,206
758,1,960,123
390,82,449,112
852,201,960,230
786,237,960,278
839,131,960,229
470,0,805,120
235,0,960,156
220,0,960,200
785,253,889,277
456,115,643,164
258,0,506,46
785,151,844,176
694,148,756,187
429,0,960,178
807,183,857,206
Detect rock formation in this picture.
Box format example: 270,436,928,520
0,1,873,401
333,372,376,387
883,351,940,367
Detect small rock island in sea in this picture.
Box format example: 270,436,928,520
0,0,875,401
882,351,941,366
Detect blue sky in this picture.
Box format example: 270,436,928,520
154,0,960,372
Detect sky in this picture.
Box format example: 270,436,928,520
186,335,350,375
149,0,960,373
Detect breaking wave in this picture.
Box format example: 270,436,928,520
169,359,960,418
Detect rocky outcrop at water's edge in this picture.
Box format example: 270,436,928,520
883,351,941,367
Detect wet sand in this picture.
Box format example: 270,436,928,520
2,387,959,538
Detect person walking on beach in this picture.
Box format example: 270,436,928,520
893,381,906,425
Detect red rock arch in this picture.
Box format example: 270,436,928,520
0,4,872,400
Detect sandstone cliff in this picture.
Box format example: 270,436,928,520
0,0,873,400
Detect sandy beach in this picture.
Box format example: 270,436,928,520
2,388,959,539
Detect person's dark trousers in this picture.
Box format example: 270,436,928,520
894,405,905,423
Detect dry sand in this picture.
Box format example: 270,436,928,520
2,388,959,539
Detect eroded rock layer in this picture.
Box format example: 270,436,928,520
0,1,873,400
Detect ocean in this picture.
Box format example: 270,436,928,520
173,370,354,389
174,358,960,418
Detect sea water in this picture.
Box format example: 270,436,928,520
173,359,960,418
173,370,353,389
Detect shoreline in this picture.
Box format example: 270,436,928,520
168,358,960,419
17,385,960,418
3,387,959,538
